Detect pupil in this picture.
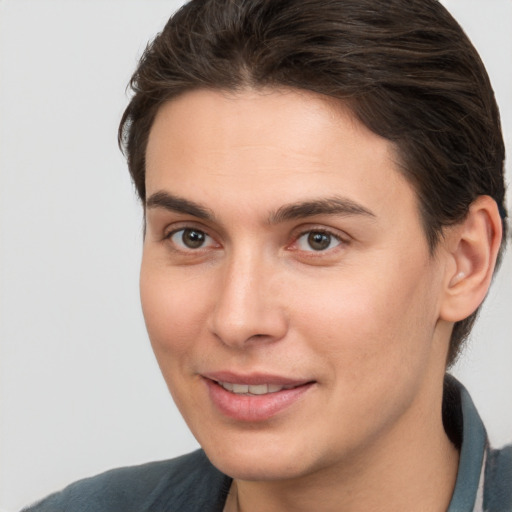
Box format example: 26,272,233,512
308,232,330,251
182,229,205,248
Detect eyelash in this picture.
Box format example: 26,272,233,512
290,228,347,255
162,225,349,256
164,227,218,252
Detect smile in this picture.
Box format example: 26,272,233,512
217,382,298,395
203,375,315,422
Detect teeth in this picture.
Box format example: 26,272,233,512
249,384,269,395
232,384,249,394
222,382,234,392
219,382,294,395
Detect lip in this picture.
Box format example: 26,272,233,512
202,371,315,422
203,371,310,387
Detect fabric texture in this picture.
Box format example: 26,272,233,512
23,450,231,512
23,377,511,512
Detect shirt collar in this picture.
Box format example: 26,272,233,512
446,375,488,512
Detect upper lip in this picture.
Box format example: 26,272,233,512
202,371,313,387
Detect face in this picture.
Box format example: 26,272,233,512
141,88,450,481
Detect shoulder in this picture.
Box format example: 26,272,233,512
484,443,512,510
22,449,231,512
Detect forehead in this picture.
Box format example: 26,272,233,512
147,87,391,164
145,87,417,223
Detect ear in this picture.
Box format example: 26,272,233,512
439,196,503,322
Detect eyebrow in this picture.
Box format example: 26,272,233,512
146,191,215,220
146,191,375,224
268,197,376,224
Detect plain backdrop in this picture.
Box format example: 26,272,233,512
0,1,511,510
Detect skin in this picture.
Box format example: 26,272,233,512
140,87,488,511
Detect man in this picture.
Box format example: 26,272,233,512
24,0,511,510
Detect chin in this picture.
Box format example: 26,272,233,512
209,450,310,482
195,427,326,482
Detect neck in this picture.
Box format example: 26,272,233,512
224,381,459,512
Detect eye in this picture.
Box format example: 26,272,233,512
168,228,216,250
295,230,343,252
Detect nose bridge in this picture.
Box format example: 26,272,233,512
210,244,287,348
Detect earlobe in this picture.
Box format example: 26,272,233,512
440,196,503,322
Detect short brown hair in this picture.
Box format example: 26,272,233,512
119,0,508,366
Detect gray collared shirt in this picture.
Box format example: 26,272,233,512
446,376,511,512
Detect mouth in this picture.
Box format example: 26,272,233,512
215,381,301,395
202,373,315,422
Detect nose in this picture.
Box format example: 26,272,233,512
209,251,288,349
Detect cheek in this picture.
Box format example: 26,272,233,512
139,262,210,360
292,259,439,382
139,260,220,426
288,263,441,451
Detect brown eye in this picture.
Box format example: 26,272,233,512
308,232,331,250
170,228,212,249
296,230,342,252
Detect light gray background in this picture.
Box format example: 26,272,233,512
0,1,510,510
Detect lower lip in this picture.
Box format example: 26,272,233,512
204,379,314,422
